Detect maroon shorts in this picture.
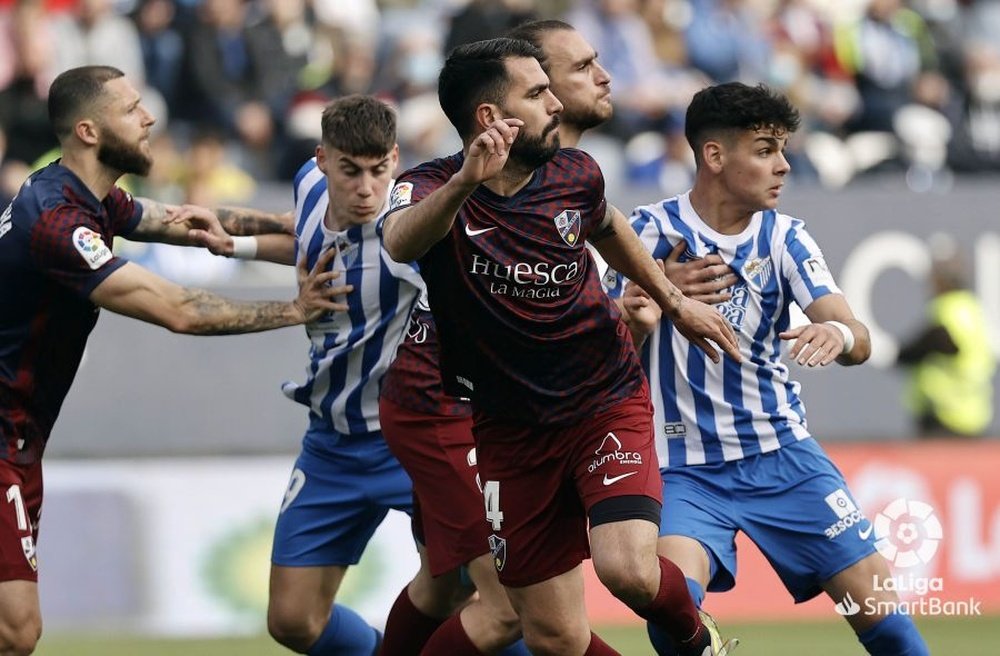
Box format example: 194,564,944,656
379,397,489,576
473,384,661,588
0,458,42,582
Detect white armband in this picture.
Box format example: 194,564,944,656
825,320,855,354
230,236,258,260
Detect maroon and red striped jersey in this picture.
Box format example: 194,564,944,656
388,148,643,426
0,162,140,463
380,306,472,418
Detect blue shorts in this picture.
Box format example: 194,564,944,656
271,426,414,567
660,438,876,603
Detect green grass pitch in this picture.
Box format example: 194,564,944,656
35,615,1000,655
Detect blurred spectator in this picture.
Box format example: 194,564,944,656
378,24,455,166
834,0,951,134
51,0,146,84
178,0,299,174
947,0,1000,171
445,0,538,53
134,0,185,111
895,235,997,438
684,0,772,83
0,0,59,169
182,128,256,207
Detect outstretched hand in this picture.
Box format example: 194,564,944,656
293,247,354,323
455,118,523,186
663,240,737,304
165,205,234,255
779,323,844,367
669,296,742,364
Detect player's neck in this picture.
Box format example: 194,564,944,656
688,184,754,235
558,125,583,149
59,150,120,201
482,166,534,197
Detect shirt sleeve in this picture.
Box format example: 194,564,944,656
603,202,672,298
564,149,607,242
780,218,841,310
104,186,143,237
29,206,128,299
378,159,455,236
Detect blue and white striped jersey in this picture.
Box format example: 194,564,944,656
605,192,840,467
281,158,424,435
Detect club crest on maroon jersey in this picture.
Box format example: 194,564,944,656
553,209,581,246
488,533,507,571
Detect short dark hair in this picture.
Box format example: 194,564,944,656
48,65,125,140
685,82,801,164
506,20,574,72
320,94,396,158
438,37,544,140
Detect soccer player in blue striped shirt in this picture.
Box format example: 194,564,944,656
184,96,470,656
607,82,929,656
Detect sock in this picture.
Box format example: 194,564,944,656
584,632,621,655
632,556,707,656
858,612,930,655
307,604,380,656
647,577,705,655
381,586,445,656
420,614,485,656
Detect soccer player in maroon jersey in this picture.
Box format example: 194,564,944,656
381,38,739,656
0,66,345,655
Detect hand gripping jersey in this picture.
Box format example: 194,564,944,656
281,159,424,435
606,192,841,467
0,163,140,463
386,148,644,426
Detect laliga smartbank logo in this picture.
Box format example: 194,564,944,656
873,498,942,568
833,497,982,618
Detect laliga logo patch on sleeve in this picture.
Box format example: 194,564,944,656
72,226,113,270
389,182,413,210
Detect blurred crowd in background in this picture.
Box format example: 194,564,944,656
3,0,1000,211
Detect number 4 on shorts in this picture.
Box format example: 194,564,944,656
484,480,504,530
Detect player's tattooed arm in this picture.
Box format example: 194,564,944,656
130,197,235,250
215,207,294,236
154,204,297,265
128,197,189,244
90,248,348,334
593,203,741,364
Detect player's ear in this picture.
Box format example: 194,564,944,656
474,103,500,131
74,119,100,147
703,140,724,173
315,143,328,173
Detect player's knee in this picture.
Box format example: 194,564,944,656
522,627,589,656
408,568,469,618
592,554,657,607
487,604,522,645
0,613,41,656
267,605,323,653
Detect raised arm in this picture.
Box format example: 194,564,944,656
780,294,871,367
382,118,522,262
89,248,347,335
591,204,741,363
